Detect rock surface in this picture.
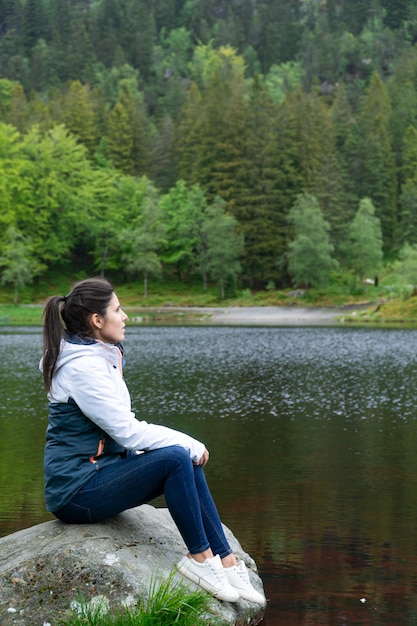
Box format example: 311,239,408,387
0,505,266,626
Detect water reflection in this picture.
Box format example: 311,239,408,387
2,326,417,624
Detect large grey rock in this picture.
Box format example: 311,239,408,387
0,505,266,626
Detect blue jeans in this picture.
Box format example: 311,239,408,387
53,445,232,558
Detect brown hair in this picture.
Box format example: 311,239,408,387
42,277,114,392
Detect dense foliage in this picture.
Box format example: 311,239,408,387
1,0,417,295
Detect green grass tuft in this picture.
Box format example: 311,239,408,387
65,571,220,626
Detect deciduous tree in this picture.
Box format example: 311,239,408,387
346,197,383,284
287,193,338,288
159,180,206,280
203,197,243,299
119,178,166,297
0,226,40,303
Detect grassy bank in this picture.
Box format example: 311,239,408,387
341,294,417,326
1,270,416,326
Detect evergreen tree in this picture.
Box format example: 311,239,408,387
236,74,289,285
387,47,417,167
174,81,203,185
90,0,123,67
104,82,149,175
358,72,397,251
398,125,417,247
0,0,23,36
104,99,133,173
1,81,28,131
191,47,247,204
22,0,48,53
150,26,193,120
150,114,177,192
287,193,338,288
176,46,248,222
337,0,375,34
124,0,156,80
29,38,58,92
330,83,360,223
60,81,100,157
381,0,410,29
256,0,302,71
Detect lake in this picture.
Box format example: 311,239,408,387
2,324,417,625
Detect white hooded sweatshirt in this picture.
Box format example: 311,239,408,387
44,334,206,464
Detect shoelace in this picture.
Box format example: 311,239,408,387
235,566,251,586
207,561,229,586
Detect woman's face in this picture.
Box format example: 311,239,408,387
92,292,128,344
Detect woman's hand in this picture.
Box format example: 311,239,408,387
194,448,209,467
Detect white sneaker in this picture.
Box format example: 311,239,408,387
225,561,266,605
177,554,240,602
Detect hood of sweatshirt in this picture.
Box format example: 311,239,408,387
40,332,124,378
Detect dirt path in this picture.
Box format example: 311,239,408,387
173,305,352,326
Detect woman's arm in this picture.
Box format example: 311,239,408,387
69,357,206,463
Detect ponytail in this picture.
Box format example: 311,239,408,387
42,296,66,392
41,277,114,392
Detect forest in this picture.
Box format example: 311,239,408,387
2,0,417,298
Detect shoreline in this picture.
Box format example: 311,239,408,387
128,305,357,326
3,302,413,328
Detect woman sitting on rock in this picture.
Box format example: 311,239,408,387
40,277,265,605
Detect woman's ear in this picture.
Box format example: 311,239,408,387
90,313,103,330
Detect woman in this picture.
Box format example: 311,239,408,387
41,277,265,605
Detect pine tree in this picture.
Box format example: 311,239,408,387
174,82,204,185
358,72,397,251
104,82,149,175
29,39,58,92
176,46,248,214
105,99,134,174
257,0,303,71
90,0,123,67
22,0,48,53
387,47,417,164
61,81,99,156
330,83,360,224
234,74,291,285
124,0,156,80
150,115,177,192
398,125,417,247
